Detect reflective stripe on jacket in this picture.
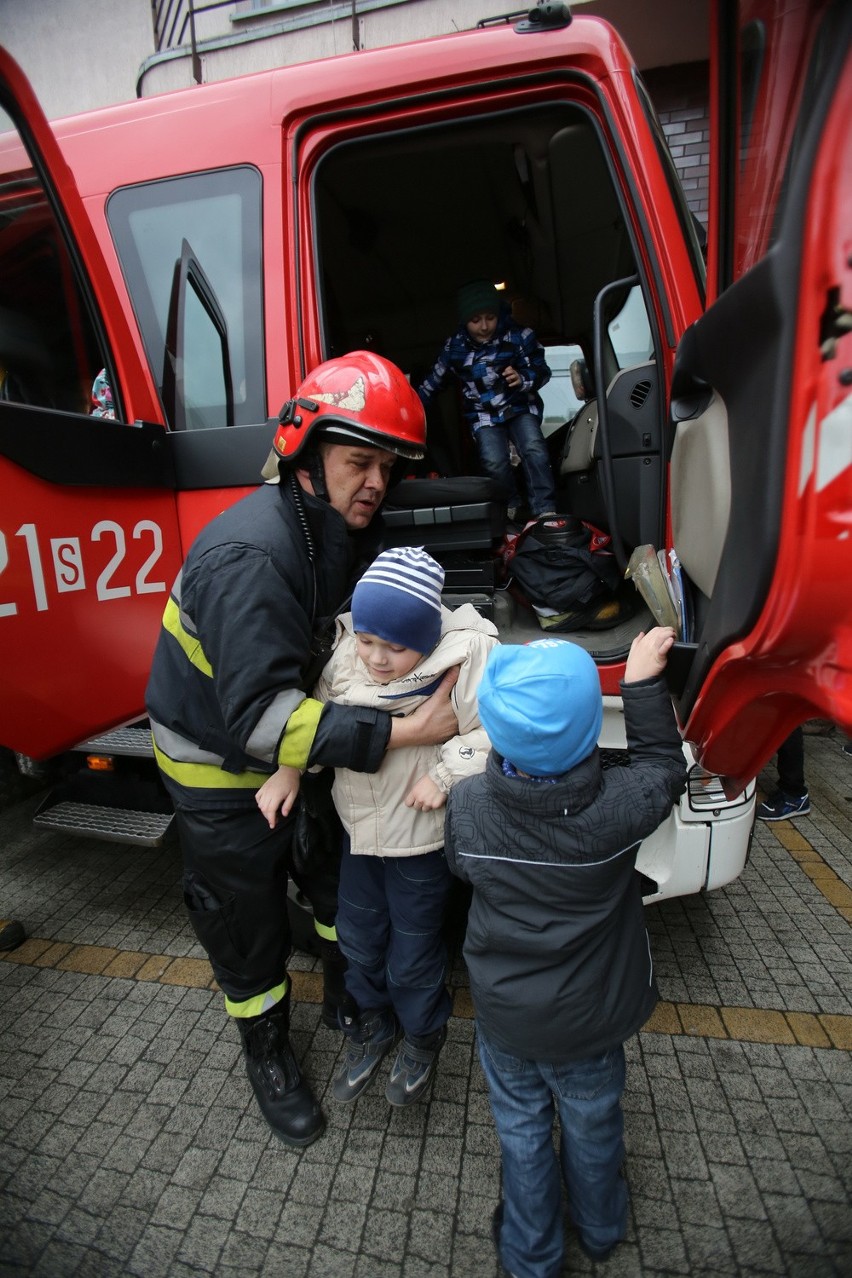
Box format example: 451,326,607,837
145,481,389,808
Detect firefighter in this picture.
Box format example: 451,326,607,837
145,352,459,1147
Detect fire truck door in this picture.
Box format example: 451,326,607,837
0,49,182,760
665,0,852,789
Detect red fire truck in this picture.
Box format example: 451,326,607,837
0,1,849,903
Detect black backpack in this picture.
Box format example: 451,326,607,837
507,517,626,631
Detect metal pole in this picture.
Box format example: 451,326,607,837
351,0,360,51
189,0,202,83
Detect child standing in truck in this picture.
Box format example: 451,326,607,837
256,546,497,1107
417,279,556,523
445,628,686,1274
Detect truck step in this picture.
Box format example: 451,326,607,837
33,800,174,847
76,726,154,757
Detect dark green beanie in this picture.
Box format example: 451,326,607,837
457,279,501,324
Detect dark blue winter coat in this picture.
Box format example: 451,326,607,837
445,676,687,1062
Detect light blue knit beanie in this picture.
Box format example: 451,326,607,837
477,638,602,776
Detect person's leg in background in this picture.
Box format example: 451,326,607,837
177,805,325,1147
475,424,522,517
507,414,557,519
757,726,810,821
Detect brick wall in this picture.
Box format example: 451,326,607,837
644,60,710,228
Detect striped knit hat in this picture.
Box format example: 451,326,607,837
351,547,445,654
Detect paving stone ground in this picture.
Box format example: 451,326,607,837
1,729,850,1276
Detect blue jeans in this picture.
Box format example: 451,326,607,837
474,413,556,516
336,841,452,1038
477,1025,628,1277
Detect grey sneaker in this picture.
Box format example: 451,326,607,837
385,1026,446,1107
332,1010,399,1104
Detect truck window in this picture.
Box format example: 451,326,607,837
107,166,264,429
539,343,586,436
0,106,109,418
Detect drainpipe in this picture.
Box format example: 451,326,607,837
189,0,202,83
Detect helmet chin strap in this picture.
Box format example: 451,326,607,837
281,446,329,502
307,448,329,502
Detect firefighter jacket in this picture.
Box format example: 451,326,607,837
314,603,498,856
445,675,687,1062
145,479,391,808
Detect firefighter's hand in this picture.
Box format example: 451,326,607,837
624,627,676,683
405,774,447,811
388,667,460,749
256,765,301,829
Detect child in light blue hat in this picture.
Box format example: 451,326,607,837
446,627,686,1275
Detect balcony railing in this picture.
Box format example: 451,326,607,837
152,0,240,82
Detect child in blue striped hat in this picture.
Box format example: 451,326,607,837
256,546,498,1107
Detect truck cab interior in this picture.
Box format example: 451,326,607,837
311,100,700,657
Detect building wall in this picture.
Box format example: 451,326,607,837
645,61,711,227
0,0,153,121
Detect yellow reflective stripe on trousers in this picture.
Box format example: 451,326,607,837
153,741,270,790
314,918,337,942
225,979,289,1019
162,596,213,676
277,697,324,770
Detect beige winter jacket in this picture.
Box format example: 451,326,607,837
314,603,498,856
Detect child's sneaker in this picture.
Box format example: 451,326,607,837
756,790,810,821
332,1009,398,1104
385,1025,446,1106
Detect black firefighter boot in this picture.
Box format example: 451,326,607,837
317,937,355,1030
237,991,325,1147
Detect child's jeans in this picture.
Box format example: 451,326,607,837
474,413,555,515
477,1024,628,1278
336,841,452,1038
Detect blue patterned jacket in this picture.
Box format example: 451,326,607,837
418,306,551,434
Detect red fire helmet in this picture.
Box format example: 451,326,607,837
267,351,426,472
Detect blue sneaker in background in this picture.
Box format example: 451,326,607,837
757,790,810,822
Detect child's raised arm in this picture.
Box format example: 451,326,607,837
256,764,301,829
623,626,676,684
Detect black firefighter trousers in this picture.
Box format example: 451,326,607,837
176,804,340,1011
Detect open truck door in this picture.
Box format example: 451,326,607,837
0,48,183,763
668,0,852,790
